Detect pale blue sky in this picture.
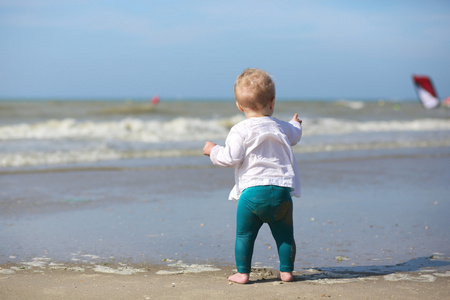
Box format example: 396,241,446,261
1,0,449,100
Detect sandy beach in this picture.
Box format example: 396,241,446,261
1,263,450,300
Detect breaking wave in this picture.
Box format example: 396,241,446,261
1,116,449,167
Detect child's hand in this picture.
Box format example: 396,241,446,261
203,141,217,156
291,113,302,124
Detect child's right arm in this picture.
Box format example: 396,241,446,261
205,129,244,167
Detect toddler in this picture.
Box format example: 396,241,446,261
203,68,302,284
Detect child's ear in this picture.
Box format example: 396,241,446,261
270,97,275,110
236,101,244,112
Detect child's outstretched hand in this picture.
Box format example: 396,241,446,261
292,113,302,124
203,141,217,156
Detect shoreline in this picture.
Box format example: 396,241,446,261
1,260,449,300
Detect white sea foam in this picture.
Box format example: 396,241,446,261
384,273,437,282
0,148,202,167
156,261,221,275
336,100,365,110
305,118,450,136
1,116,449,142
93,265,146,275
0,117,230,142
23,257,52,268
1,115,449,167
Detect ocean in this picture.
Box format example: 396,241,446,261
1,98,450,273
1,99,449,169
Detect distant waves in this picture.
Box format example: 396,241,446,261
1,115,449,168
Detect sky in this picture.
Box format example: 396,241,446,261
1,0,450,100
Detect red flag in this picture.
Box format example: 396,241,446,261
151,95,160,105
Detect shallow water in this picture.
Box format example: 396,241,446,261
1,147,449,274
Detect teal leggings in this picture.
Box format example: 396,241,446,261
235,185,296,273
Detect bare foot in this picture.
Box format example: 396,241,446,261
279,271,294,282
228,273,250,284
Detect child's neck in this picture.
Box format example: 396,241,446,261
244,111,272,118
243,106,274,118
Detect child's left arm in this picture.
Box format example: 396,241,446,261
291,113,302,124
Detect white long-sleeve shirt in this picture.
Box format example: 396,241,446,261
210,116,302,200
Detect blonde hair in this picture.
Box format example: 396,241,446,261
234,68,275,110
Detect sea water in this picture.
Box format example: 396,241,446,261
1,99,450,273
1,99,449,169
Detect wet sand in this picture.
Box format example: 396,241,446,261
1,147,450,298
1,265,450,300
